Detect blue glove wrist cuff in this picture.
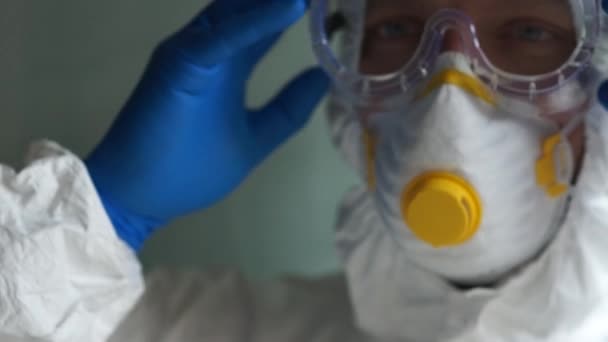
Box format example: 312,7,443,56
98,193,167,251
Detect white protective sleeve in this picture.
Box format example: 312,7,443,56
108,269,367,342
0,141,144,342
449,108,608,341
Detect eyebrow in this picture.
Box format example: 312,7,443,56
364,0,575,33
495,0,571,8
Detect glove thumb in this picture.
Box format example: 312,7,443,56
251,67,330,162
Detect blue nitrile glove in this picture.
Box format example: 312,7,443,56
599,81,608,110
85,0,330,251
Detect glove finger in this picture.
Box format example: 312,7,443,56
203,0,280,19
598,80,608,111
203,0,312,20
171,0,307,68
250,67,330,162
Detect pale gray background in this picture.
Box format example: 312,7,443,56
0,0,358,278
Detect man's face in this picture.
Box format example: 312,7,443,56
359,0,585,165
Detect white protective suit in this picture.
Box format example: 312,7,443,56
4,3,608,342
1,103,608,342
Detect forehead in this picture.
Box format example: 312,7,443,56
367,0,572,11
364,0,576,29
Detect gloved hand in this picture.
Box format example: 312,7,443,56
85,0,330,251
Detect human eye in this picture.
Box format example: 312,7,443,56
500,21,560,43
360,16,423,74
483,18,577,74
365,16,423,43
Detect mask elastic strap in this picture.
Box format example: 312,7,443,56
363,128,378,190
562,114,584,137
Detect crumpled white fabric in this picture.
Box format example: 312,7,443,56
2,117,608,341
0,141,144,342
108,269,380,342
0,141,387,342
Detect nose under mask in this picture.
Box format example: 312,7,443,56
366,63,576,283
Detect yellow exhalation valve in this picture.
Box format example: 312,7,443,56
401,172,483,248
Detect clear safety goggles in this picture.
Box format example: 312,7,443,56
310,0,603,117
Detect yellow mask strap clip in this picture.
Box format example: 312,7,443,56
536,116,581,198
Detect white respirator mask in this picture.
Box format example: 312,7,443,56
365,53,580,283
